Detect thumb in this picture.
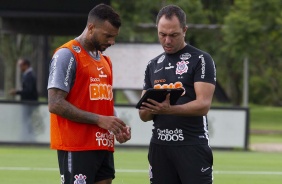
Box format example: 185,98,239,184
165,93,170,103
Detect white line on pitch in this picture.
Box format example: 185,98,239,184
0,167,282,175
0,167,58,171
213,171,282,175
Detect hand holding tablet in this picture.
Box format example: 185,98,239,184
136,88,184,109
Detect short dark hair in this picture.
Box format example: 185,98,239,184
20,58,31,66
88,3,121,28
156,5,186,28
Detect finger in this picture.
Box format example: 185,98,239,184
115,134,121,143
126,126,131,134
139,105,150,111
113,125,127,136
140,103,155,111
124,132,131,140
115,117,126,128
123,127,131,139
110,124,124,135
144,109,156,114
119,127,129,138
123,129,130,138
165,93,170,102
116,134,126,143
111,128,117,135
114,126,121,134
140,103,150,109
122,132,130,141
144,99,159,106
110,126,120,136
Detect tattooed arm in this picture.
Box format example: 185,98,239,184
48,88,126,135
48,88,98,123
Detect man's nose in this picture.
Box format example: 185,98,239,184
164,36,172,44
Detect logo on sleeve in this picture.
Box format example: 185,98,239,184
199,55,206,79
64,57,74,87
157,55,165,63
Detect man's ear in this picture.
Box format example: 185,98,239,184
183,25,188,36
87,23,95,34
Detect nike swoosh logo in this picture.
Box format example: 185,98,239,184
154,67,163,73
201,167,210,172
97,67,104,71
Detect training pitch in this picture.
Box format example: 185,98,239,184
0,146,281,184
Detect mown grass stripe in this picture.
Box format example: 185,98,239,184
0,167,281,175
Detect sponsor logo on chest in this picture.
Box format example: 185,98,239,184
157,128,184,141
165,63,174,70
96,131,114,147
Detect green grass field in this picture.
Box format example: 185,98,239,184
250,105,282,130
0,146,282,184
249,105,282,144
0,105,281,183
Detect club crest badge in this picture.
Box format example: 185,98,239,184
72,45,81,53
74,174,87,184
176,61,189,75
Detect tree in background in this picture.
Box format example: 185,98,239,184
0,34,30,100
222,0,282,105
1,0,281,106
0,33,44,100
112,0,235,105
112,0,207,42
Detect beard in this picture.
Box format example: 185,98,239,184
92,37,103,51
91,35,110,52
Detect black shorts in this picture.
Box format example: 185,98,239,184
57,150,115,184
148,143,213,184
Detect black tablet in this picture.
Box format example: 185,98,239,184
136,88,184,109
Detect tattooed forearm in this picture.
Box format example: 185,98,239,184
48,88,99,124
60,102,99,124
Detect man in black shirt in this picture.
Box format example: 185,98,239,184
10,58,38,101
138,5,216,184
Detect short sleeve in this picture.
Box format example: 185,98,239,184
47,48,77,93
194,53,216,85
143,61,153,90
